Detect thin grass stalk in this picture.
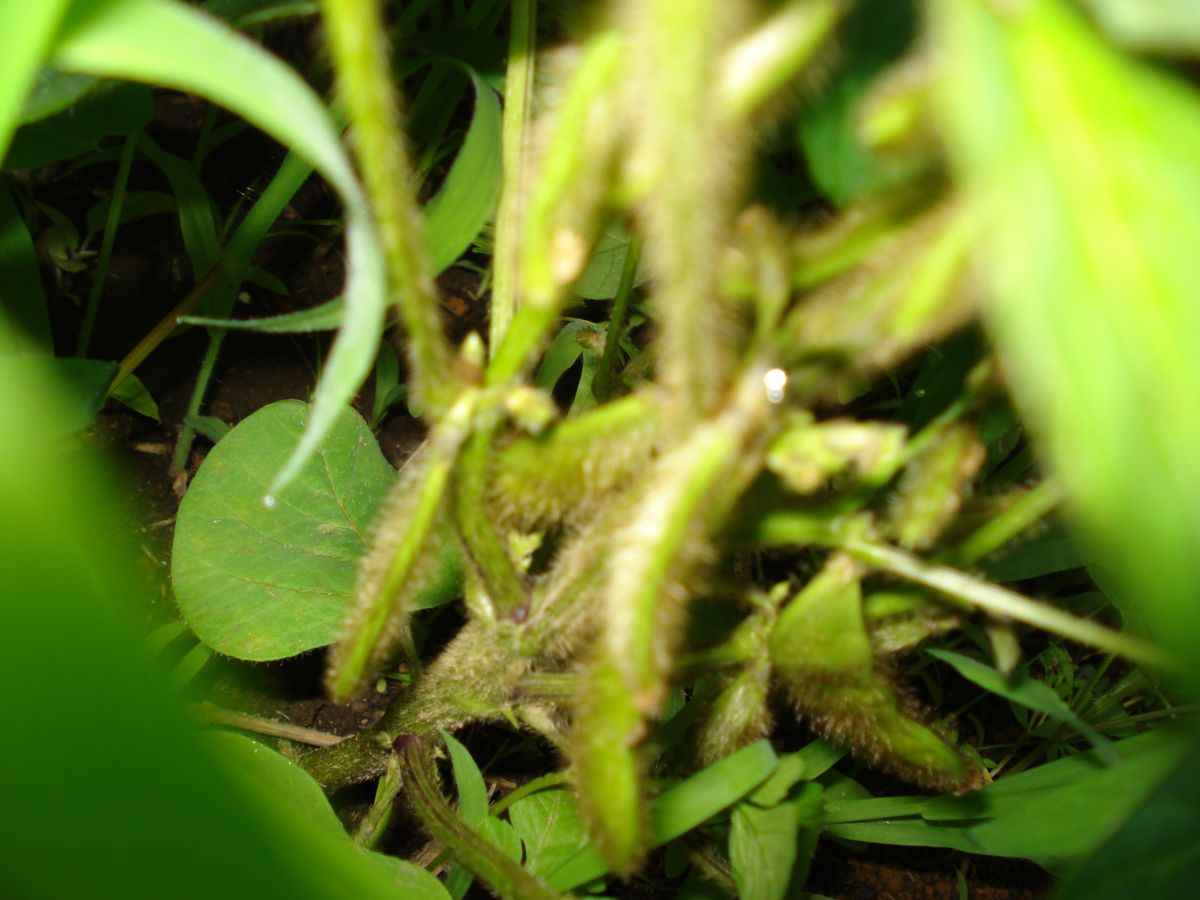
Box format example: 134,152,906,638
592,233,642,402
77,131,137,357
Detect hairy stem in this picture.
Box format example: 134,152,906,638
842,533,1170,669
320,0,457,414
489,0,537,353
398,736,566,900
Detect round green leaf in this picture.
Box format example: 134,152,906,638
173,400,394,660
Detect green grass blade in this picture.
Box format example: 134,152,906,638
50,0,386,500
547,740,779,892
925,648,1115,757
0,179,52,353
424,67,501,274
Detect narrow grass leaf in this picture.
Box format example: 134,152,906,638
137,133,220,279
0,180,52,353
50,0,386,499
651,739,779,846
423,68,501,274
181,298,346,333
548,739,779,892
825,728,1190,866
926,648,1114,756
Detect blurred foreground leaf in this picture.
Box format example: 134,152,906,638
0,317,405,899
931,0,1200,685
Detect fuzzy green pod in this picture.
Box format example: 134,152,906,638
888,422,985,550
325,391,477,701
779,202,977,395
570,656,648,875
770,555,982,792
625,0,753,421
694,665,773,766
766,415,907,495
489,392,660,531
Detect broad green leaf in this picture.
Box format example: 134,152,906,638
18,69,101,123
730,782,823,900
1056,741,1200,897
208,732,452,899
930,0,1200,683
926,648,1114,756
49,0,386,498
3,82,152,170
507,788,590,878
372,856,456,900
423,68,501,274
206,731,345,836
172,400,395,660
0,0,70,160
477,817,523,863
0,178,51,353
574,224,650,300
0,340,404,900
442,730,489,827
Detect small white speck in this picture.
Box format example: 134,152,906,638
263,495,277,509
764,368,788,403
